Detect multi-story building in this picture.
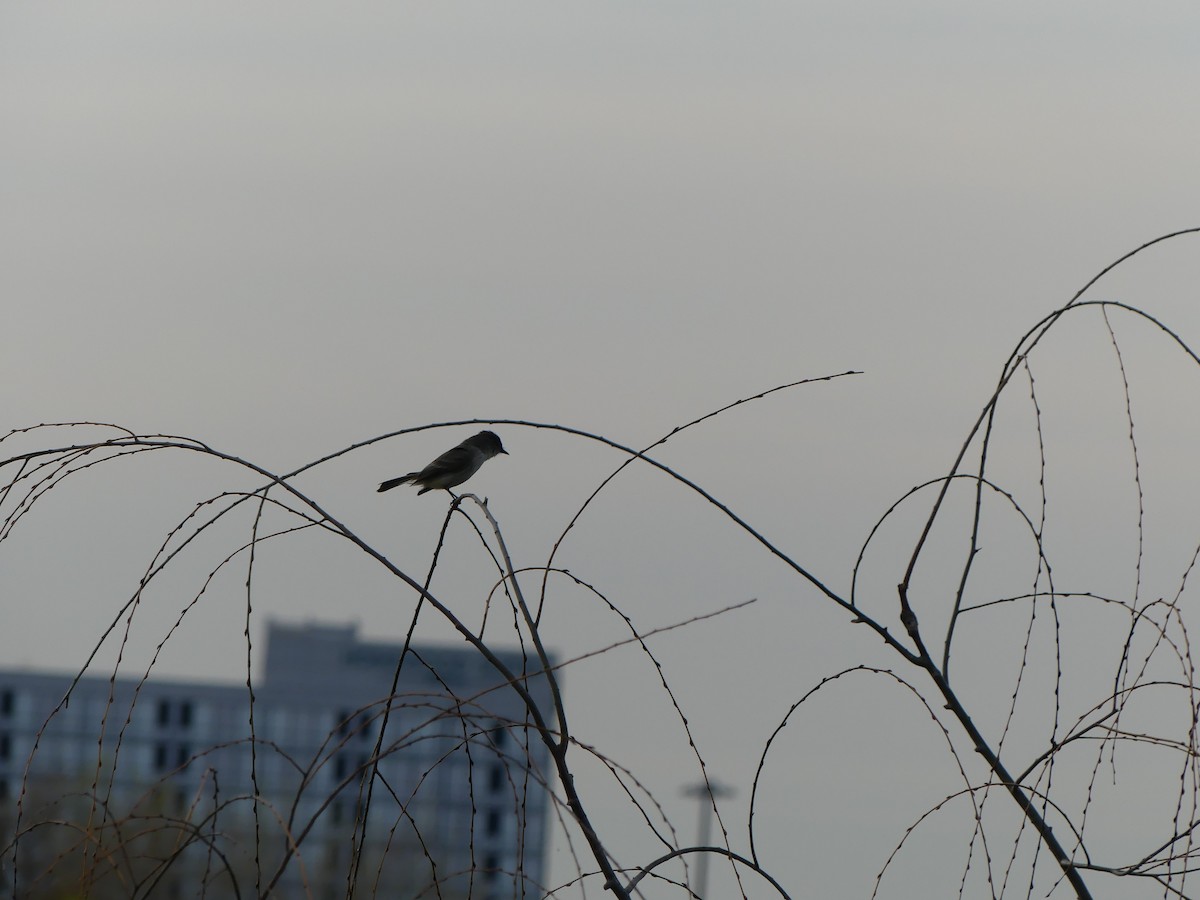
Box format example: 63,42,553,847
0,621,557,899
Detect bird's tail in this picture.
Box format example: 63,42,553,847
378,473,419,492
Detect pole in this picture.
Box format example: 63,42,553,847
682,779,734,898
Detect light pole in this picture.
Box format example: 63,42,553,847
682,779,734,898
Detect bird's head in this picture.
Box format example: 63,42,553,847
474,430,508,458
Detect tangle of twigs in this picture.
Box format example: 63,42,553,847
2,230,1200,899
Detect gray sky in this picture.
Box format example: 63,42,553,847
3,3,1200,898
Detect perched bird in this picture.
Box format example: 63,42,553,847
377,430,508,495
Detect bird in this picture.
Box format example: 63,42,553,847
377,430,508,495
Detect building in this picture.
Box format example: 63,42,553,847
0,621,556,900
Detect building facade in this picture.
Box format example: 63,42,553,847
0,621,556,900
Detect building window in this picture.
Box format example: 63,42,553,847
156,699,171,727
484,808,503,837
0,777,8,801
488,763,505,793
334,709,372,741
179,700,194,729
0,689,13,717
176,744,190,770
482,854,499,882
0,732,9,760
154,742,169,771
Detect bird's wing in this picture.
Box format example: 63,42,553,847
419,445,475,480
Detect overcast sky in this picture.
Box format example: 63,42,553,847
3,4,1200,898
